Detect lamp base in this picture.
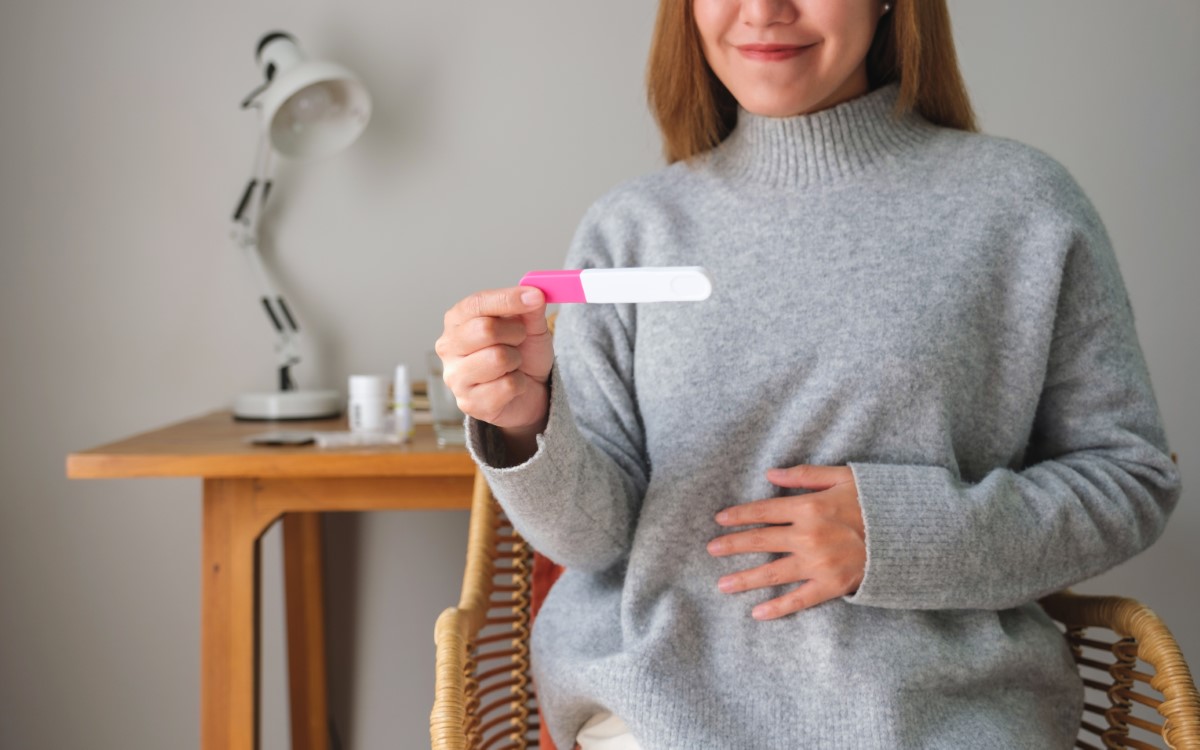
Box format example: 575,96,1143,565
233,389,342,421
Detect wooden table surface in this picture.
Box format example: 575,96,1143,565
66,409,476,480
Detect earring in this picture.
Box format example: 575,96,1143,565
882,3,892,13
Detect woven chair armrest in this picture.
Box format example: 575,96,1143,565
1040,589,1200,748
456,471,502,634
432,607,471,750
431,470,504,750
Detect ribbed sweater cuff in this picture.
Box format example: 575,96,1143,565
842,461,966,609
465,363,576,509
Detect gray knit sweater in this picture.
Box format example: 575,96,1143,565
465,81,1182,749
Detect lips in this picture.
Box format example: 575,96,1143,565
737,43,817,61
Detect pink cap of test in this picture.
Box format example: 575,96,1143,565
519,270,587,303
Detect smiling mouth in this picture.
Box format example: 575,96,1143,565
737,43,817,61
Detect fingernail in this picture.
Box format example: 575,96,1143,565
715,511,729,523
718,577,735,592
521,290,540,306
752,606,769,619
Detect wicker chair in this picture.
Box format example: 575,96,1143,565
432,457,1197,750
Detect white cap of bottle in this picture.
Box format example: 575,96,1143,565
348,374,388,397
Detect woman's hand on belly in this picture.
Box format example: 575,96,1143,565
707,465,866,620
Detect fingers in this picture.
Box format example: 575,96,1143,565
750,579,842,620
707,524,793,556
443,345,523,394
436,285,549,368
766,464,852,490
714,496,816,526
518,291,550,337
455,371,531,424
436,316,528,358
444,286,545,329
709,514,859,560
713,556,859,620
716,555,796,592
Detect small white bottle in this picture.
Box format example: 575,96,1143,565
348,374,389,433
392,364,414,442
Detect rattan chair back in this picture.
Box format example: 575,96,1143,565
432,472,541,750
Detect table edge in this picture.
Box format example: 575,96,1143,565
66,453,477,479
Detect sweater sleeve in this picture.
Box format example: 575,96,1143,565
464,201,648,573
842,174,1182,611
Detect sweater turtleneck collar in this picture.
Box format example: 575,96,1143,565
710,81,938,189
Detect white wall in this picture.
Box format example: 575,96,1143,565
0,1,1195,748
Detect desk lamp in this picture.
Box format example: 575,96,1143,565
230,31,371,420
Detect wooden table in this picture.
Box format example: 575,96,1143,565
67,410,477,750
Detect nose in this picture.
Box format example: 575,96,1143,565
740,0,799,27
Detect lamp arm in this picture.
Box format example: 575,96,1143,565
230,129,304,391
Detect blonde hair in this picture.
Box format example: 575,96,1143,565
646,0,980,164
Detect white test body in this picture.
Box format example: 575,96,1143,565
579,267,713,303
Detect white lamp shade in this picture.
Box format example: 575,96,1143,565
259,59,371,159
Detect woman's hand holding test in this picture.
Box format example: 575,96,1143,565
435,287,552,463
708,465,866,620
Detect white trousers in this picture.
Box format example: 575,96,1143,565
575,710,644,750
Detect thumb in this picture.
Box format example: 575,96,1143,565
517,287,548,335
766,464,845,490
514,287,553,380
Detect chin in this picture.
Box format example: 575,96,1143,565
727,81,817,118
736,94,813,119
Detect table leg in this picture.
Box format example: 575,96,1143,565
203,478,271,750
283,513,330,750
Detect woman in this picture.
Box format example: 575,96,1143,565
435,0,1182,747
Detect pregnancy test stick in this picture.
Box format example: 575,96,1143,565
519,267,713,303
